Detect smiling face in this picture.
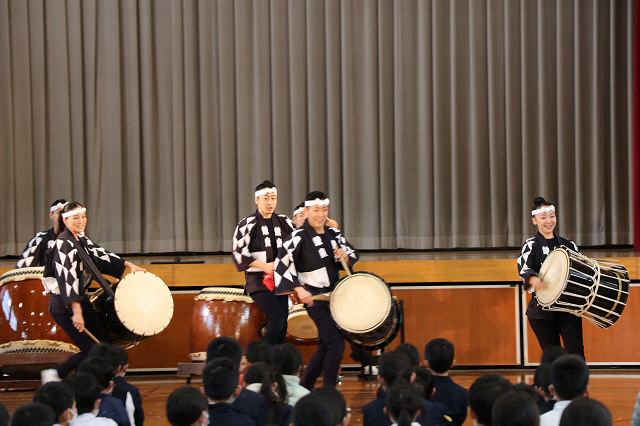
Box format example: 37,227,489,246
532,210,556,238
255,192,277,218
306,204,329,232
63,209,87,237
293,210,307,228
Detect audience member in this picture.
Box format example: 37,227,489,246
10,402,55,426
396,343,421,367
384,381,424,426
492,391,539,426
362,351,448,426
271,343,310,406
243,362,292,426
424,338,468,426
311,387,351,426
165,386,209,426
89,343,144,426
559,397,611,426
540,355,589,426
413,367,435,400
206,336,267,425
533,364,555,414
246,339,273,368
203,358,255,426
468,374,514,426
78,357,130,426
0,403,8,426
540,346,569,366
62,372,117,425
290,394,338,426
33,382,77,426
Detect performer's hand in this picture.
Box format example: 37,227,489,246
125,261,146,273
334,248,349,264
326,218,339,228
72,311,85,332
530,276,545,291
295,287,314,307
263,262,274,275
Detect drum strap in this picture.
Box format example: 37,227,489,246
68,237,116,301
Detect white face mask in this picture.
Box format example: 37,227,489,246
68,408,78,423
202,412,210,426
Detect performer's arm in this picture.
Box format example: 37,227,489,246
517,238,542,292
70,301,85,332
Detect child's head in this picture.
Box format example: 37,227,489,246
395,343,420,367
78,356,115,391
468,374,514,426
384,381,423,426
412,366,435,400
550,355,589,401
379,351,413,388
206,336,243,368
62,372,102,415
310,387,350,426
166,386,208,426
33,382,76,425
88,343,129,375
271,343,304,376
424,338,454,374
202,358,240,402
534,363,553,399
291,394,339,426
246,339,273,365
10,403,55,426
492,391,539,426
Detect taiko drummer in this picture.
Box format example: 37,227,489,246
517,197,584,358
273,191,359,389
40,202,145,382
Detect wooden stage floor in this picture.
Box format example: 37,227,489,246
1,369,639,425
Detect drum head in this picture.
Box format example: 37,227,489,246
536,248,570,306
0,267,44,286
287,306,318,340
330,272,391,334
114,272,174,335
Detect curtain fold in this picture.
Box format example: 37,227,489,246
0,0,633,256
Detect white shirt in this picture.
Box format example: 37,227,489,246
539,400,572,426
71,413,118,426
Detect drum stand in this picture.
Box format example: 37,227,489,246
357,299,405,381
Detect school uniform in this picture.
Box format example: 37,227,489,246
430,376,468,426
112,376,144,426
362,389,450,426
208,402,256,426
98,393,131,426
232,387,268,426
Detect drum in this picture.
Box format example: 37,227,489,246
0,267,75,349
329,272,401,350
190,287,267,360
537,247,630,328
287,303,318,342
93,271,174,349
0,340,78,354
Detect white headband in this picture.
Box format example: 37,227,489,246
305,198,330,207
62,207,86,218
531,205,555,216
255,187,277,198
50,202,68,213
293,207,304,217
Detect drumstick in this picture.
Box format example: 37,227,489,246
84,329,101,344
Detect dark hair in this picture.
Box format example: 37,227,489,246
206,336,243,368
492,391,540,426
294,202,305,213
550,355,589,400
468,374,514,426
305,191,327,201
396,343,420,367
62,372,102,414
534,364,553,397
88,343,128,370
424,338,454,374
379,351,413,388
255,180,276,192
540,346,568,365
513,383,540,403
33,382,75,420
78,356,115,390
50,199,67,208
413,366,435,400
246,339,273,364
559,397,611,426
57,201,84,232
202,358,239,401
310,387,347,422
385,381,423,426
244,362,287,425
291,394,338,426
10,403,55,426
166,386,208,426
532,197,552,215
271,343,304,376
0,403,8,426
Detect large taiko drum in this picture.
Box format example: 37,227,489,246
0,268,77,352
537,247,630,328
329,272,401,350
287,300,318,343
190,287,267,361
92,271,174,349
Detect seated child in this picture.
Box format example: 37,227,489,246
203,358,255,426
165,386,209,426
271,343,309,406
33,382,77,426
244,362,292,426
63,372,117,426
78,357,130,426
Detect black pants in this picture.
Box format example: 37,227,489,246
50,297,112,378
250,290,289,345
528,312,585,359
300,302,344,389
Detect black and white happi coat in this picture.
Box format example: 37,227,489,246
273,220,359,295
43,228,126,314
16,228,58,268
232,209,294,294
517,231,579,319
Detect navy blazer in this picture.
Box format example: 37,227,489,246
362,389,450,426
232,388,268,426
208,402,255,426
112,376,144,426
98,393,130,426
430,376,468,426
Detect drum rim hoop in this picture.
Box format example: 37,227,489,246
536,248,572,306
0,267,45,286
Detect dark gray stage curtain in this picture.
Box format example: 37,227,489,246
0,0,633,255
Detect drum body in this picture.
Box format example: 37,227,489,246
190,287,267,359
94,272,174,349
0,268,75,349
329,272,401,350
287,303,318,343
537,247,629,328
